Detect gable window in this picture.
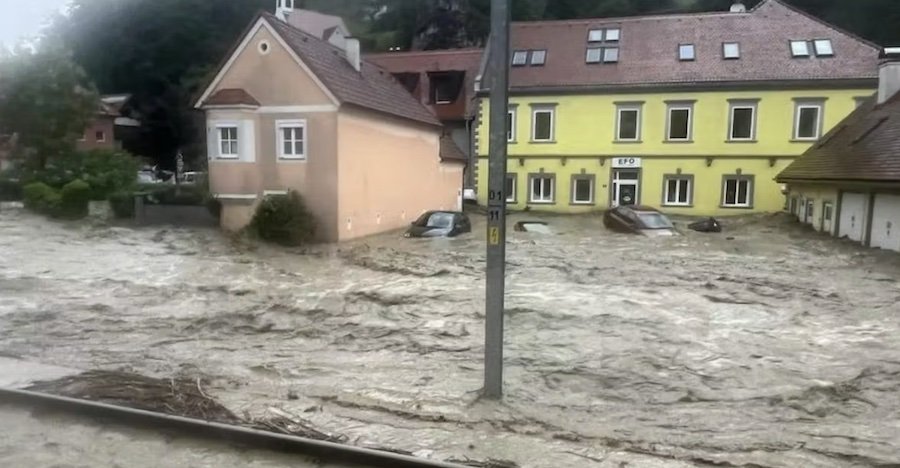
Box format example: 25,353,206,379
217,125,239,159
814,39,833,57
722,175,753,208
96,131,106,142
729,101,757,141
794,101,824,140
666,102,693,141
512,50,528,66
530,50,546,66
277,120,306,160
678,44,695,61
571,174,595,205
616,103,642,141
531,106,555,142
529,173,555,204
507,106,517,142
505,173,517,203
603,47,619,63
663,175,693,206
791,40,810,57
723,42,740,59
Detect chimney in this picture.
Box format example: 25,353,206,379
878,47,900,104
275,0,294,21
729,2,747,13
345,38,361,72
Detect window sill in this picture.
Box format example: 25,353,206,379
507,140,517,144
570,201,595,206
720,205,754,210
215,156,241,161
663,139,693,144
662,204,694,208
613,140,643,144
725,139,757,143
278,157,307,162
529,140,557,144
528,200,555,205
790,138,819,143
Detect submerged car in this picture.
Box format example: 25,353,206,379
603,205,678,237
405,211,471,238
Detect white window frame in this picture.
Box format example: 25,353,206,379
813,39,833,57
586,47,603,64
512,50,528,66
529,174,554,204
603,47,619,63
723,42,740,59
530,49,546,66
571,176,594,205
666,105,693,141
663,176,692,206
507,108,517,142
216,123,240,159
605,28,620,42
588,29,604,42
679,44,695,61
531,107,555,142
722,176,752,208
794,103,823,140
616,105,641,141
729,103,757,141
791,40,810,57
505,173,517,203
276,119,307,160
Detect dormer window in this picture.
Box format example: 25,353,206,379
679,44,695,61
814,39,834,56
429,71,464,105
530,50,546,66
791,40,810,57
512,50,528,66
723,42,740,59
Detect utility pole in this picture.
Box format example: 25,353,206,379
484,0,510,399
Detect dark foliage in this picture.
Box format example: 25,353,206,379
251,192,317,246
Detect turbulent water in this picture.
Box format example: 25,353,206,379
1,206,899,467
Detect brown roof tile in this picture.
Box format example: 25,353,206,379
439,134,467,163
205,88,261,107
496,0,880,91
264,13,440,127
777,92,900,182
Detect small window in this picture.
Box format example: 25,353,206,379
571,176,594,204
512,50,528,66
505,173,517,203
529,174,555,203
814,39,833,57
434,80,455,104
605,28,620,42
95,131,106,142
530,49,546,66
588,29,604,42
667,105,692,141
664,176,692,206
616,106,640,141
217,126,239,159
722,176,752,207
729,104,756,140
277,120,306,159
823,202,834,222
723,42,740,59
791,40,810,57
794,103,823,140
531,107,555,142
679,44,695,61
586,47,603,64
506,108,517,142
603,47,619,63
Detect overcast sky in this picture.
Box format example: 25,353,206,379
0,0,70,48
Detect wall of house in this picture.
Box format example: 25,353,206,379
786,184,839,233
476,87,872,214
336,108,462,241
77,116,116,151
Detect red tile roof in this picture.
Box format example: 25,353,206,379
777,91,900,182
495,0,880,92
205,88,261,107
264,13,441,127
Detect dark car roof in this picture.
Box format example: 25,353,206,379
615,205,660,213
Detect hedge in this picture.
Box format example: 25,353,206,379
250,192,317,246
23,179,91,220
23,182,62,216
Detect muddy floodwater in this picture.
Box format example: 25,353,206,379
1,206,899,467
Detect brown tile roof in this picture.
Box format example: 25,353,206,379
366,48,483,118
777,92,900,182
439,134,467,163
286,9,348,40
264,13,441,127
205,88,261,107
496,0,880,92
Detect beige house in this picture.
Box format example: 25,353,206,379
195,11,465,242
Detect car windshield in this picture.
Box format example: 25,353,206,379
636,212,674,229
416,212,454,229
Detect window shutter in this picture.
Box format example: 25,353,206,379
240,120,256,162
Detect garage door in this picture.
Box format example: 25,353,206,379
870,194,900,252
838,193,867,242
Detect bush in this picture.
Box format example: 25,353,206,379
251,192,317,246
0,177,22,201
23,182,61,215
22,149,138,200
58,179,91,219
108,191,135,219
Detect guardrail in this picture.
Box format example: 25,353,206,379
0,387,468,468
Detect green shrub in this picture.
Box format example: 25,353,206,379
251,192,317,246
23,182,61,215
0,177,22,201
58,179,91,219
22,149,138,200
108,191,136,219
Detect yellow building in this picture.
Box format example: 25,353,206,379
474,0,881,216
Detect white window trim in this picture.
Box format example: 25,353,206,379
507,108,517,142
531,107,555,142
813,39,833,56
571,177,594,204
722,177,752,207
586,47,603,64
96,131,106,143
216,123,240,159
276,119,307,160
666,106,693,141
729,104,757,141
791,40,810,57
588,29,604,42
664,177,692,206
512,50,528,66
505,174,516,203
530,49,546,65
605,28,620,42
603,47,619,63
616,106,641,141
679,44,696,61
723,42,740,59
794,103,823,140
529,175,554,204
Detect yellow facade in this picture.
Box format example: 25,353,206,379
476,88,873,216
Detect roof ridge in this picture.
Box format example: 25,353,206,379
366,48,484,58
512,9,749,27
